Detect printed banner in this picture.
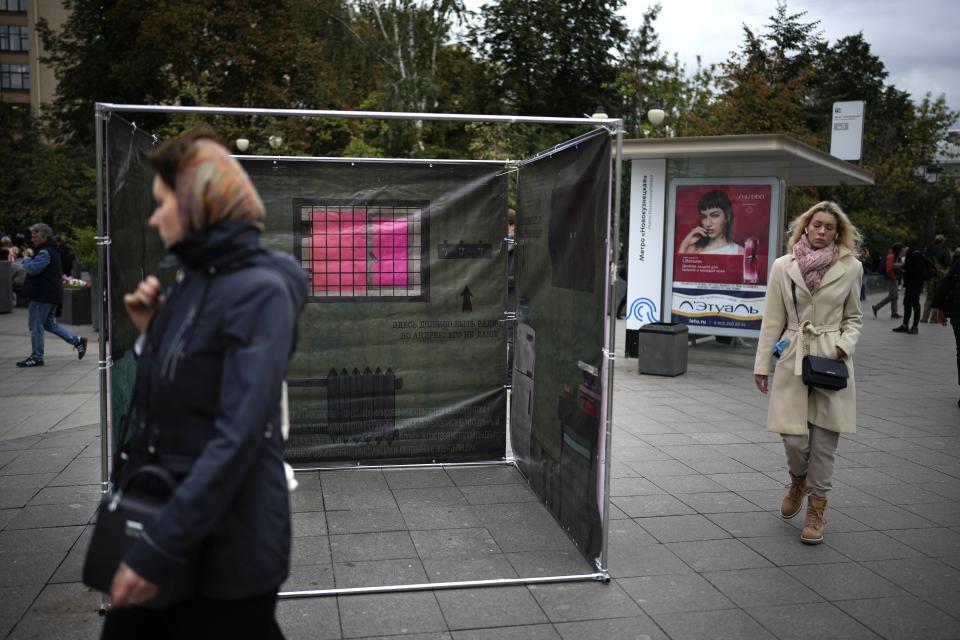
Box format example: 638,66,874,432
513,129,610,565
625,158,666,329
665,178,780,337
105,110,511,466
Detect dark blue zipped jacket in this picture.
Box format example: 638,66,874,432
123,221,307,599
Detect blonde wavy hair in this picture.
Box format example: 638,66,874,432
786,201,861,253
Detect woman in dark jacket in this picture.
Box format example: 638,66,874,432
933,255,960,407
101,130,307,638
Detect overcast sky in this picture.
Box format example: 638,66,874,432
463,0,958,117
647,0,957,114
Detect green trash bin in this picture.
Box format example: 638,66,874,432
637,322,688,376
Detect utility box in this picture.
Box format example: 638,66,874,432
637,322,688,376
0,262,11,314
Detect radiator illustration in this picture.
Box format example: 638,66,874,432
288,367,403,444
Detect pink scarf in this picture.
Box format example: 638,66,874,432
793,235,839,293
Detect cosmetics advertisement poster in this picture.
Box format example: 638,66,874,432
665,178,781,337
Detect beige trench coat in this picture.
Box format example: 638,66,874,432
754,247,863,435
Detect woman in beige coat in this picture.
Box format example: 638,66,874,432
754,201,862,545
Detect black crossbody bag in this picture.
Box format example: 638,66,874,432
792,281,848,391
83,292,198,608
82,463,197,608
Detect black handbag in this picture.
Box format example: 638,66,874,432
801,354,848,390
82,464,197,608
791,281,849,391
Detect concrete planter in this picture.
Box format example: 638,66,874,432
62,287,92,325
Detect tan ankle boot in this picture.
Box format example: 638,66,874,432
780,475,806,519
801,495,827,544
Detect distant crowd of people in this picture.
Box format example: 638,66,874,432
868,234,957,334
862,234,960,408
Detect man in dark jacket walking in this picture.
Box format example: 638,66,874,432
16,223,87,367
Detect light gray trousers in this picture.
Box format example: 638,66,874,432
782,424,840,498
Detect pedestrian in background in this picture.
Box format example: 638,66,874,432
932,253,960,408
100,130,306,639
921,234,951,322
16,223,88,368
872,242,903,319
892,248,928,334
56,231,76,277
858,247,871,301
754,201,862,545
1,236,19,260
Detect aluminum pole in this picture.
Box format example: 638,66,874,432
292,458,516,473
95,103,619,127
599,123,624,574
95,105,109,494
280,572,606,599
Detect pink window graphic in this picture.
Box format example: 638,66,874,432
311,211,368,294
308,210,412,295
372,217,409,288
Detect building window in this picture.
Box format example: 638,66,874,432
0,64,29,90
0,25,29,51
294,200,430,302
0,0,27,12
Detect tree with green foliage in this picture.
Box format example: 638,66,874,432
688,1,821,141
823,94,959,253
613,3,714,138
699,1,960,254
38,0,338,151
0,106,97,232
350,0,471,156
472,0,628,118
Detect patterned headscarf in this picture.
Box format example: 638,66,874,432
175,139,265,234
793,234,839,293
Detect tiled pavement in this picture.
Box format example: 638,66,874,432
0,292,958,640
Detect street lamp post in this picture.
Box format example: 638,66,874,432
646,108,665,129
915,145,944,244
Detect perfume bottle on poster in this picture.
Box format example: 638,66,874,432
743,237,760,284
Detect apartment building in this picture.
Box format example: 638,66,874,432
0,0,69,114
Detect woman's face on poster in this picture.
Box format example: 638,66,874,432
805,211,838,249
699,207,728,240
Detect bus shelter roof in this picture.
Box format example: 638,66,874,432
622,133,874,187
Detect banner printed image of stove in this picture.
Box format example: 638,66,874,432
288,368,403,445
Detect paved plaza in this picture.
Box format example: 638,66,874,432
0,291,958,639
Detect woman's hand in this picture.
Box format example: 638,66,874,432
678,226,707,253
836,346,847,359
124,276,164,335
754,374,768,395
109,562,159,608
